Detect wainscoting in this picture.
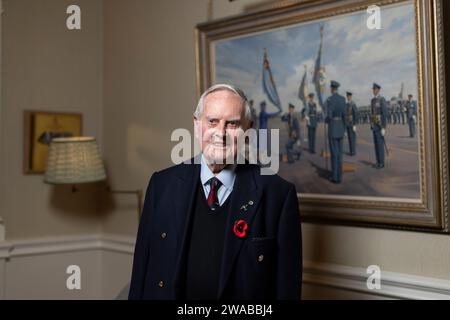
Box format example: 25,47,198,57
303,261,450,300
0,234,134,299
0,234,449,299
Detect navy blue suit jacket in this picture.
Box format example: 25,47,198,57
128,156,302,300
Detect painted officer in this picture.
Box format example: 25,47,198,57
405,94,416,138
345,92,358,156
249,99,258,129
389,104,394,125
281,103,301,163
370,83,388,169
258,100,281,130
258,100,281,153
395,101,401,125
303,93,318,153
325,80,346,183
400,99,406,125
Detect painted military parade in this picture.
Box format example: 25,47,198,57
250,25,418,186
252,81,418,183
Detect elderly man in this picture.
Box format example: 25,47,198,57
129,84,302,300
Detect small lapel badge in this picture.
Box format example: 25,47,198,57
240,200,254,212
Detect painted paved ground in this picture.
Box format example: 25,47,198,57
270,116,420,199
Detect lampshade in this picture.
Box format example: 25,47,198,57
44,137,106,184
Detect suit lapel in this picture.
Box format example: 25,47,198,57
172,157,200,298
217,164,263,299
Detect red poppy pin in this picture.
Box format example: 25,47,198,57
233,219,248,238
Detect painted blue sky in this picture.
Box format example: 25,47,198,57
213,1,417,112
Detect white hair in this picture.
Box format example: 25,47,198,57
193,84,252,124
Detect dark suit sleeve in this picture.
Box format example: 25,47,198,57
276,183,302,300
128,172,158,299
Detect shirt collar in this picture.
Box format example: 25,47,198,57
200,154,237,191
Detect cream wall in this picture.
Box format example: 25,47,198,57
1,0,104,240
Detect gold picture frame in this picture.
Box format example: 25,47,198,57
23,111,82,174
195,0,449,232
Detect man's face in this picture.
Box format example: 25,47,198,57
195,90,247,164
347,95,352,101
373,88,380,96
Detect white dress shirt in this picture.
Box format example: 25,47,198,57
200,154,236,206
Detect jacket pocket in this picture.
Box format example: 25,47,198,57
245,237,276,264
239,237,276,298
248,236,275,242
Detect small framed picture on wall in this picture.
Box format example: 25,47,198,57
23,111,82,174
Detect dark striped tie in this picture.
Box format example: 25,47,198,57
206,177,222,210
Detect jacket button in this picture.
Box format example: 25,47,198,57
258,254,264,262
158,280,164,288
161,232,167,239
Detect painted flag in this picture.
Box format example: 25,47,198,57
298,65,308,109
262,49,282,111
313,24,325,110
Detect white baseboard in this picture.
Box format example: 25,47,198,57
1,235,450,299
303,261,450,300
0,234,134,259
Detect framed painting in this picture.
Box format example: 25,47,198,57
23,111,82,174
195,0,450,232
